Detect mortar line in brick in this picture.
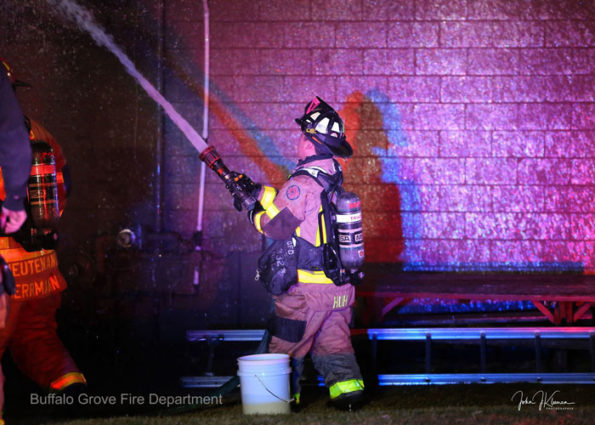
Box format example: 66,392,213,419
395,183,499,186
463,149,468,184
412,0,417,23
331,22,337,48
209,17,591,23
385,21,389,47
413,47,418,76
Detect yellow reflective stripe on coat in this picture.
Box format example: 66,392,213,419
265,202,280,219
320,206,327,244
259,186,277,209
253,210,266,234
257,185,280,219
50,372,87,391
297,269,333,284
314,206,325,247
329,379,365,399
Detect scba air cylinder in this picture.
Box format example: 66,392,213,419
28,140,60,232
335,191,364,270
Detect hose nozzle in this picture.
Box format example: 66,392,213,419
199,146,257,211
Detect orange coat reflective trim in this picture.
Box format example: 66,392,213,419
50,372,87,391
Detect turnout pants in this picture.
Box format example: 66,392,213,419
269,281,364,401
0,293,85,412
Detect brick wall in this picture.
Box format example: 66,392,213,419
2,0,594,275
159,0,594,271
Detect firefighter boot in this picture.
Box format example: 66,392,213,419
329,382,365,412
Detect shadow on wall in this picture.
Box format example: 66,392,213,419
341,90,417,264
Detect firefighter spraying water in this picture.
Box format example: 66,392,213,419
51,0,365,411
201,97,366,411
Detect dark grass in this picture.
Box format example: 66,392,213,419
15,384,595,425
6,332,595,425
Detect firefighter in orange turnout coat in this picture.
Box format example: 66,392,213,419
0,111,86,410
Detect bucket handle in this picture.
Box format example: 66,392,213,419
254,374,294,404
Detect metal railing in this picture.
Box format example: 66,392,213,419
182,327,595,387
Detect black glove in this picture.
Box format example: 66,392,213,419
0,255,16,296
226,172,260,212
248,202,264,225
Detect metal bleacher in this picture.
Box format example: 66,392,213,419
181,327,595,388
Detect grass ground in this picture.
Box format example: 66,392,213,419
16,384,595,425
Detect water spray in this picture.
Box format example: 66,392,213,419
49,0,208,153
49,0,254,211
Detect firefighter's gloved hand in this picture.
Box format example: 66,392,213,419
248,203,264,225
232,195,243,212
226,172,260,212
0,206,27,234
229,172,260,198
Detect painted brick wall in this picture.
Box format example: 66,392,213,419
161,0,594,272
5,0,592,275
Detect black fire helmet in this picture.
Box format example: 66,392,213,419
295,96,353,158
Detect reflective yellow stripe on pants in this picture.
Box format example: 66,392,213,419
329,379,365,399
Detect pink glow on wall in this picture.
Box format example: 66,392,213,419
161,0,594,272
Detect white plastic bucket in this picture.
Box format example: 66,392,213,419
237,353,291,414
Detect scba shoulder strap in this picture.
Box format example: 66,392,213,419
292,157,343,187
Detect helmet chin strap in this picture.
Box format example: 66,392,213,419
303,132,334,157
